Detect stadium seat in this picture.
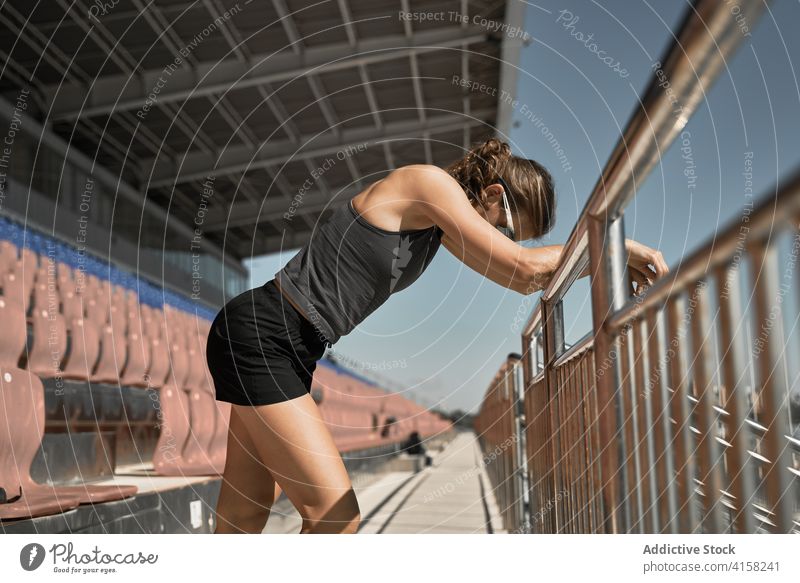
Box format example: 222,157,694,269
178,321,217,475
56,262,73,290
180,384,217,475
91,323,126,384
0,240,17,275
145,338,170,390
27,308,67,378
2,272,32,313
35,252,56,278
32,280,58,313
62,318,100,381
61,289,83,322
152,335,192,476
12,258,37,297
119,308,151,387
0,367,137,513
0,296,27,368
85,295,109,328
141,306,162,341
0,373,81,520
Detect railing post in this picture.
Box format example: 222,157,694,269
587,213,630,533
541,298,565,531
512,358,530,532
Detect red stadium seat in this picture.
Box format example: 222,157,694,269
0,241,17,276
61,289,83,322
119,308,151,387
152,334,192,476
0,371,81,520
56,262,73,290
12,258,37,298
0,367,137,515
31,281,57,313
2,272,32,313
141,306,161,341
85,295,109,328
90,323,126,384
27,308,67,378
179,319,217,474
62,318,100,381
0,296,27,368
144,336,170,389
180,385,217,475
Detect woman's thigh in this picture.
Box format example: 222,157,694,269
234,393,359,529
215,407,280,532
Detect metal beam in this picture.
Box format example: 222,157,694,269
494,0,527,139
147,109,493,187
0,95,231,267
205,184,363,231
49,27,489,120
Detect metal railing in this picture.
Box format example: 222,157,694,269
475,0,799,533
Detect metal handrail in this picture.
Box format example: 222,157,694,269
475,0,793,535
538,0,768,306
606,168,800,333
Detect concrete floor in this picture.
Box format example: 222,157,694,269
263,431,505,534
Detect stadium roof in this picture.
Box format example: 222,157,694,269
0,0,525,259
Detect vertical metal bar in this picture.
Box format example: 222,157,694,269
748,239,795,533
586,349,602,532
559,364,570,531
619,324,641,532
632,317,654,532
587,214,630,532
552,363,562,531
665,294,698,533
646,308,671,533
567,359,581,533
505,370,514,530
715,260,758,533
574,356,586,532
543,299,565,531
525,380,536,533
688,278,727,533
560,363,570,532
577,353,592,532
514,360,530,532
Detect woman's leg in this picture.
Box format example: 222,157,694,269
234,394,361,534
214,406,282,533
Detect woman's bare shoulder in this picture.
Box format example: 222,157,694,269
390,164,453,183
387,164,462,199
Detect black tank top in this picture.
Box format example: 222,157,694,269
274,198,443,346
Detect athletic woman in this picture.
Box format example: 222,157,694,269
206,138,669,534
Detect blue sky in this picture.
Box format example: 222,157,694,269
247,0,800,414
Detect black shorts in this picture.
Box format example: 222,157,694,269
206,279,329,406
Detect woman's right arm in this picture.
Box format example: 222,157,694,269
411,166,560,294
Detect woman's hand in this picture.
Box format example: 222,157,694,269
625,238,669,295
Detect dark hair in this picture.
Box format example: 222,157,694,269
445,138,556,239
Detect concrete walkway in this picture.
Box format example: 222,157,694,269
263,431,505,534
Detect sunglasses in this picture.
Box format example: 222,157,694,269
495,177,517,242
465,177,520,242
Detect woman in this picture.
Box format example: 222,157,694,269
206,138,668,534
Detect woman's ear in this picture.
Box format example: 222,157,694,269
482,183,505,203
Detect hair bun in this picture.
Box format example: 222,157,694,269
446,138,512,200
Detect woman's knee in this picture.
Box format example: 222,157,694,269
299,488,361,534
215,502,271,534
